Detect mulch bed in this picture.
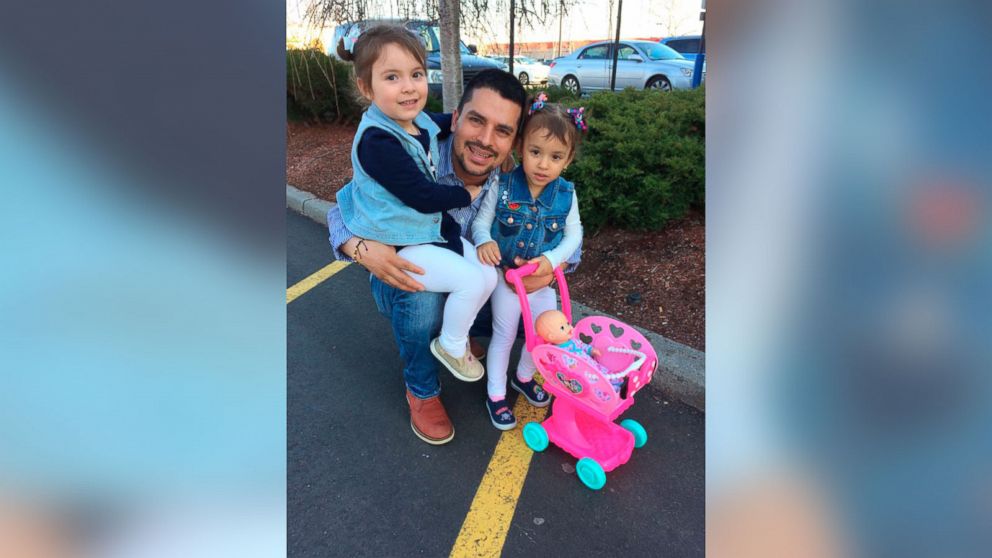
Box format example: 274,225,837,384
288,121,705,351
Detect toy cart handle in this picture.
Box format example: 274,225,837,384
603,347,647,380
504,263,572,352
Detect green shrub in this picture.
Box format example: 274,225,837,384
559,86,704,231
424,95,444,114
286,49,364,123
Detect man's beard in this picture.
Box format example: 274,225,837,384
454,140,498,177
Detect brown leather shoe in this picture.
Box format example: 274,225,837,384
469,337,486,360
406,390,454,445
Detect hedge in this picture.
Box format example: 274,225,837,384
554,86,705,231
287,49,364,124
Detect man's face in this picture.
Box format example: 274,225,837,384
450,88,521,182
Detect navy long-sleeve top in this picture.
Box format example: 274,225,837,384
356,112,468,254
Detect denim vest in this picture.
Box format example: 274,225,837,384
337,104,445,245
491,166,575,268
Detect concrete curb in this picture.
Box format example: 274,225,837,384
287,184,705,412
287,184,335,226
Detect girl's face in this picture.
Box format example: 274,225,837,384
520,127,573,190
358,43,427,132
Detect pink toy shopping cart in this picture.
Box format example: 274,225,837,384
504,264,659,490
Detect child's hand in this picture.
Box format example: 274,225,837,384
590,347,602,358
477,241,502,266
526,255,554,277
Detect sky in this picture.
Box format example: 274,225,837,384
287,0,704,48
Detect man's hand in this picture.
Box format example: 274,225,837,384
514,256,563,294
342,237,426,292
477,241,502,266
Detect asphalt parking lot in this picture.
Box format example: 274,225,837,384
287,209,704,557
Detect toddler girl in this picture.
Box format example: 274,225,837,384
336,24,496,382
473,93,587,429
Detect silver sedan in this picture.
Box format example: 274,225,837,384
548,40,695,96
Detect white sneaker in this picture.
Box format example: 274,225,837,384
430,338,484,382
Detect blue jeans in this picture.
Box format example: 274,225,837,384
370,276,445,399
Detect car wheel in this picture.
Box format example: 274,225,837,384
561,75,580,96
646,76,672,92
518,72,529,85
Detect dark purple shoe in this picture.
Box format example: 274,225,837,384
486,398,517,430
510,376,551,408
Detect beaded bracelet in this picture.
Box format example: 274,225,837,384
352,238,368,263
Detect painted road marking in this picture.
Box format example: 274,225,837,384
287,261,350,304
290,257,546,556
450,397,550,558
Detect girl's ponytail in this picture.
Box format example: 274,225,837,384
336,38,355,62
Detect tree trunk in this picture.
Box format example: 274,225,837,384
438,0,463,112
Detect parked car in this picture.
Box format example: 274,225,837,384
660,35,706,83
659,35,704,61
329,19,501,101
486,55,510,72
492,56,550,85
548,40,694,95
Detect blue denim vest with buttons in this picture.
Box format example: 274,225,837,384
491,165,575,268
337,104,446,245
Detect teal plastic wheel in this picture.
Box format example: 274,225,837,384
522,422,549,452
621,419,648,448
576,458,606,490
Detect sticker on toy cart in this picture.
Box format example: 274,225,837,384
594,387,613,402
556,372,583,394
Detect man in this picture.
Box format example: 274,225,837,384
328,69,579,444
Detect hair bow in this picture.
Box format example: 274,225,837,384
529,92,548,115
342,24,363,53
567,107,588,132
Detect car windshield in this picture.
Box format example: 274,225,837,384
636,42,685,61
516,56,536,64
421,25,470,54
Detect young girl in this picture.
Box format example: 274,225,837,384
336,24,497,382
473,93,587,429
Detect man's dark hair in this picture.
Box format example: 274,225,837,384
456,69,528,136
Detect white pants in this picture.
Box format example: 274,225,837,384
486,274,558,398
399,237,497,357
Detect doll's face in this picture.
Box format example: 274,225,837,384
536,311,573,344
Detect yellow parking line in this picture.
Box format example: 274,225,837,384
287,261,350,304
450,398,550,558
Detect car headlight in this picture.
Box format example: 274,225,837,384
428,70,444,84
681,68,693,77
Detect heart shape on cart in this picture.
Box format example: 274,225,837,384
590,323,602,334
578,333,593,344
631,340,642,350
610,324,625,338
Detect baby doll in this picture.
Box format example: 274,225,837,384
535,310,623,392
